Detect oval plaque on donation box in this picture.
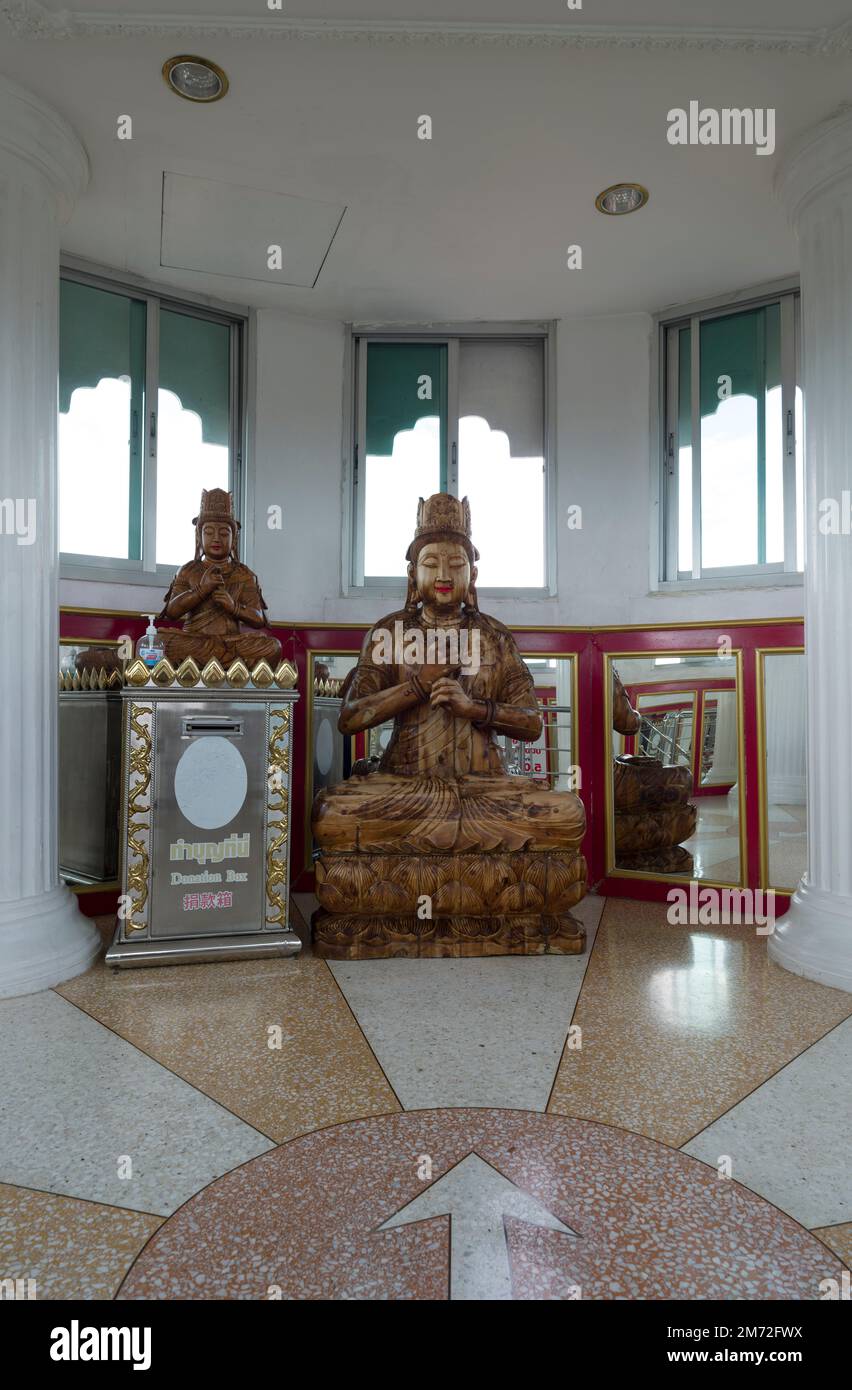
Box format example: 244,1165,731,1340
174,735,248,830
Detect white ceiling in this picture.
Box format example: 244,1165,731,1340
21,0,852,30
2,3,850,320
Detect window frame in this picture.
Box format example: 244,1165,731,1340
59,258,250,586
655,280,803,588
342,321,557,599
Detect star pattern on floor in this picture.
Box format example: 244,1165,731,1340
1,895,849,1299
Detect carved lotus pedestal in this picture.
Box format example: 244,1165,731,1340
311,849,588,959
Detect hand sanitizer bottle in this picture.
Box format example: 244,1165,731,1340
136,615,165,669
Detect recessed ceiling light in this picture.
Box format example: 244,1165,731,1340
595,183,649,216
163,55,229,104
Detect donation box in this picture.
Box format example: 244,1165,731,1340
106,659,300,968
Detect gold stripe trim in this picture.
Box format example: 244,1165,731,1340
60,606,805,634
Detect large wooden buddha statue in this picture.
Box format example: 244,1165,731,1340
156,488,281,670
311,493,588,959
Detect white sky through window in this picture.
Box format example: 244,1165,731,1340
59,377,132,558
59,378,228,565
365,415,544,586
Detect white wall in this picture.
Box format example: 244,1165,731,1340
61,307,805,629
551,312,803,629
251,309,346,623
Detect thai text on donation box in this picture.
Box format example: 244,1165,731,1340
155,701,267,934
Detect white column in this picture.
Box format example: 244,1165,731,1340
771,110,852,992
0,79,99,998
706,691,738,785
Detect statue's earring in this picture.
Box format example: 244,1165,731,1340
404,564,419,612
464,566,479,614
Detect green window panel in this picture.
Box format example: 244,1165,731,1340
677,326,692,575
59,279,146,561
355,333,548,587
159,308,231,449
59,274,241,573
366,341,447,473
363,342,448,578
666,295,795,579
699,303,781,568
156,309,232,566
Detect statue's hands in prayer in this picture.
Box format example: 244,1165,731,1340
198,566,223,597
211,586,237,613
430,676,477,718
409,663,461,693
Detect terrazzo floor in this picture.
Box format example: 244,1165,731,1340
682,798,743,881
766,802,808,893
1,894,850,1301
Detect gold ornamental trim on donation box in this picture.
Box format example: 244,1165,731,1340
124,703,153,935
59,666,123,692
124,657,298,691
266,706,291,928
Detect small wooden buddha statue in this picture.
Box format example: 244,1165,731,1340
156,488,281,669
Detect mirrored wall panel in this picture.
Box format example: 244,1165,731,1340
760,650,807,893
609,653,742,883
307,650,575,862
310,651,358,806
58,638,123,888
700,689,739,788
507,656,575,791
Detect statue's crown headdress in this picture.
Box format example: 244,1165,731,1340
193,488,240,530
193,488,240,561
405,493,479,563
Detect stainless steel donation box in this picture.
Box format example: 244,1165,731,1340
106,656,301,968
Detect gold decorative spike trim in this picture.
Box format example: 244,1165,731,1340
266,707,292,928
150,658,176,687
176,656,201,688
59,664,124,692
274,659,298,689
313,675,342,697
122,654,298,690
124,703,153,936
201,658,226,687
124,658,150,687
226,658,250,688
251,660,275,689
